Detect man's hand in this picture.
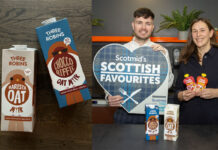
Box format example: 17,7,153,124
108,95,123,107
151,44,166,55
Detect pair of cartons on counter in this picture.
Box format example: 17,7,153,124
145,104,180,141
1,18,91,132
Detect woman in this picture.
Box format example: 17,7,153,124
175,18,218,124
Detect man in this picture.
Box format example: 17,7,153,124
106,8,174,123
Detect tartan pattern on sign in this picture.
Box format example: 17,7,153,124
93,44,168,113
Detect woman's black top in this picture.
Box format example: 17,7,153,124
175,46,218,124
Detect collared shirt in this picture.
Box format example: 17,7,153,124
124,37,174,88
175,46,218,124
123,37,154,51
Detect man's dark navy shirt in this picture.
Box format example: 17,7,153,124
175,46,218,124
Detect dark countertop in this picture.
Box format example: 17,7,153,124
93,124,218,150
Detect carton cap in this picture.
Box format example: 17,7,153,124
145,104,158,109
184,74,189,78
201,73,207,77
165,104,180,109
41,17,57,25
10,45,36,51
12,45,27,50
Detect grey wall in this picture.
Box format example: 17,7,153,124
93,0,218,37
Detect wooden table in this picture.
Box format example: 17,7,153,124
93,124,218,150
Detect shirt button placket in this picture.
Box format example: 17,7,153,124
202,55,207,73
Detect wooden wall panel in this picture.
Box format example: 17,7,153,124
0,0,92,149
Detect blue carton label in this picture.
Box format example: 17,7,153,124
145,105,159,140
36,18,91,108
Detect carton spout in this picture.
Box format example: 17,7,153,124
10,45,36,51
12,45,27,50
41,17,57,25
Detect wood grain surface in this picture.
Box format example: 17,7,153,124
0,0,92,149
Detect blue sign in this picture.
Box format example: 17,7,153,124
93,44,169,114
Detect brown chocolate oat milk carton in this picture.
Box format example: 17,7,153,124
164,104,180,141
1,45,36,132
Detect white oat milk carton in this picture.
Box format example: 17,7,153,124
1,45,36,132
164,104,180,141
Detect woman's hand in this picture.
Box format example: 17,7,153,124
108,95,123,107
197,88,218,99
178,90,196,101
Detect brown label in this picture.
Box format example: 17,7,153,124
165,117,175,131
5,116,32,121
5,74,29,105
60,84,87,95
148,116,158,130
51,47,77,78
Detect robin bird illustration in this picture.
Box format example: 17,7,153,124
5,74,29,106
2,70,33,132
52,46,68,56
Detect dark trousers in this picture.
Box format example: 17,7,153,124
113,108,145,124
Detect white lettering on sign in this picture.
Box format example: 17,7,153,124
101,62,160,74
115,55,146,62
100,61,161,85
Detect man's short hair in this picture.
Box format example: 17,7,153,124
133,8,155,19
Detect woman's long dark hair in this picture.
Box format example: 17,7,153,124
179,18,218,64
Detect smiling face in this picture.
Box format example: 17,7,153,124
132,16,154,42
191,21,214,49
